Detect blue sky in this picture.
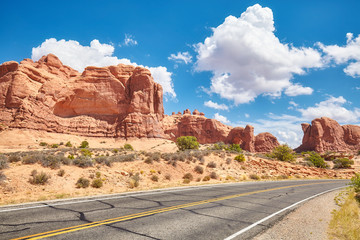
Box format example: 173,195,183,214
1,0,360,147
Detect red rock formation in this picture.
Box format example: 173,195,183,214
225,126,279,152
296,117,360,152
183,109,191,115
0,54,164,138
192,109,200,115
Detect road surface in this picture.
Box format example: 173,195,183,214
0,179,348,240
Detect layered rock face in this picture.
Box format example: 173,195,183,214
163,110,279,152
0,54,164,138
296,117,360,152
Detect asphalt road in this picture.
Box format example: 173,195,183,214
0,179,348,240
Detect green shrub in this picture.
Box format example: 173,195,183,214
212,142,226,150
150,175,159,182
29,170,50,185
65,141,72,147
96,171,101,178
176,136,199,151
51,144,59,149
226,144,242,153
183,178,191,184
207,161,217,168
41,155,61,169
194,165,204,174
68,154,75,160
76,177,90,188
350,173,360,193
333,158,354,169
79,141,89,149
0,155,9,170
269,145,295,162
73,156,93,168
124,144,134,151
80,149,92,157
234,154,246,163
183,173,193,181
112,148,119,154
91,178,103,188
57,169,65,177
203,175,211,181
306,152,329,168
39,142,48,147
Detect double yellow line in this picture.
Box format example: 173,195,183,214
13,181,332,240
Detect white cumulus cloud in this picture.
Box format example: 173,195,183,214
214,113,230,124
195,4,322,104
320,33,360,77
297,96,360,123
168,52,193,64
204,100,229,110
31,38,176,98
285,84,313,96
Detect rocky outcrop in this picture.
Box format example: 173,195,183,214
0,54,164,138
296,117,360,153
225,125,279,152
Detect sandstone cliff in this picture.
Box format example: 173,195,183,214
0,55,279,152
296,117,360,153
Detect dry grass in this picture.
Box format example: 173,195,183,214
328,189,360,240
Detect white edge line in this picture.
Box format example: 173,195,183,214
223,186,346,240
0,180,346,213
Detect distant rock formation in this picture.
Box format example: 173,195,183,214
0,54,280,152
296,117,360,152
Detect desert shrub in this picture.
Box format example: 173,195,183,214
128,173,140,188
124,144,134,151
79,141,89,149
22,153,42,164
144,158,153,164
145,152,161,162
95,156,112,167
268,145,295,162
112,149,119,154
165,174,171,180
39,142,48,147
176,136,199,151
8,153,21,163
277,175,289,180
203,175,211,181
0,171,6,182
350,173,360,193
80,149,92,157
0,155,9,170
51,144,59,149
150,175,159,182
183,173,193,181
194,165,204,174
226,144,242,153
40,155,61,169
111,153,137,162
29,170,50,185
249,174,260,180
212,142,226,150
57,169,65,177
333,158,354,169
226,158,232,164
76,177,90,188
183,178,191,184
210,172,218,179
65,141,72,147
234,154,246,163
207,161,217,168
91,178,103,188
96,171,101,178
73,156,93,168
68,154,75,160
306,152,329,168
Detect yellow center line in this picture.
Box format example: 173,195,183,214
12,181,333,240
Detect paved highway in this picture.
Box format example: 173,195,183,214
0,179,348,240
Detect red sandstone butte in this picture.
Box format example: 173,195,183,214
296,117,360,153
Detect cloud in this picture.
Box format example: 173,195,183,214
284,84,313,96
168,52,192,64
123,34,138,46
245,113,250,118
289,101,298,107
297,96,360,123
195,4,323,104
320,33,360,77
204,100,229,110
213,113,230,124
32,38,176,98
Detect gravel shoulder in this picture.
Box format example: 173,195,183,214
254,189,342,240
